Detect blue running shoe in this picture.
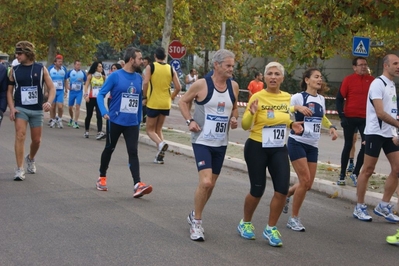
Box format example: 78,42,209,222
263,226,283,247
237,219,255,240
349,174,357,187
347,163,354,172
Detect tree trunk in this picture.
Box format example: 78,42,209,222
161,0,173,59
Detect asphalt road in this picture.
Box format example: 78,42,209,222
0,109,398,265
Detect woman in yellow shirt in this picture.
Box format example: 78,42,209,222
237,62,302,247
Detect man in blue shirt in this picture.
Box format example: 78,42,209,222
48,55,67,128
66,60,87,128
96,47,153,198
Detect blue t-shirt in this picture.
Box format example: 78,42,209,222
48,65,67,90
66,69,87,92
97,69,143,126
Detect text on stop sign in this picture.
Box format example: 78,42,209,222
169,46,186,54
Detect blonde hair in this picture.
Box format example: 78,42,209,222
264,62,285,76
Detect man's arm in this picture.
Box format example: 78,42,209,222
336,82,346,118
230,81,239,129
373,98,399,128
142,65,151,105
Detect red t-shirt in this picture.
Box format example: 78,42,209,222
247,80,264,98
339,73,374,118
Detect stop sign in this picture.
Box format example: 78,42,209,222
168,40,186,59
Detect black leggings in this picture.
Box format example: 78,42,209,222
85,98,102,132
340,117,366,176
99,121,141,185
244,138,290,197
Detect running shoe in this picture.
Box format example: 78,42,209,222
283,197,290,214
349,174,357,187
48,119,53,126
347,162,354,172
237,219,256,239
190,221,205,241
353,204,372,221
14,168,25,181
374,203,399,223
153,156,164,164
287,216,305,232
68,119,73,127
187,211,205,233
337,175,346,186
57,118,63,129
96,177,108,191
96,131,105,140
84,132,89,138
49,119,56,128
263,226,283,247
73,122,79,129
25,154,36,174
155,142,169,162
133,182,153,198
386,229,399,245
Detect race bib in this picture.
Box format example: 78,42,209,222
302,117,321,140
120,93,139,114
91,86,100,98
202,114,229,140
21,86,38,105
71,82,81,91
262,124,286,147
53,80,63,90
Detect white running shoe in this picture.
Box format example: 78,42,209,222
96,131,105,140
57,118,63,129
374,203,399,223
190,221,205,241
14,168,25,181
25,154,36,174
287,216,305,231
353,204,372,221
49,119,56,128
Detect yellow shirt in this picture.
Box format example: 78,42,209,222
242,89,292,143
147,62,173,110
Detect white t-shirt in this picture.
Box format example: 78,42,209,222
11,59,19,66
364,75,397,137
185,74,197,91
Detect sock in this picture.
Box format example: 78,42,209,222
380,201,389,208
266,224,275,230
193,219,202,224
357,203,364,208
349,158,354,164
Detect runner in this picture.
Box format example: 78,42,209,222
95,47,152,198
236,62,302,247
83,61,106,140
48,55,67,128
283,69,338,232
142,47,181,164
6,41,55,180
179,49,239,241
66,60,87,129
0,63,7,127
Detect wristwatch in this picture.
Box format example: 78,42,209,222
186,118,195,126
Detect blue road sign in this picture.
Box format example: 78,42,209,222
352,36,370,57
170,59,181,71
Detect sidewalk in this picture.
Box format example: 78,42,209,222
59,100,398,210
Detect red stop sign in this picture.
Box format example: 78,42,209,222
168,40,186,59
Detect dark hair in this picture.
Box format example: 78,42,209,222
352,57,367,66
254,72,261,78
74,60,81,65
123,47,141,64
111,63,122,70
155,47,166,60
300,68,320,91
88,61,103,74
143,56,151,62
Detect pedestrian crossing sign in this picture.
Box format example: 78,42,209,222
352,36,370,57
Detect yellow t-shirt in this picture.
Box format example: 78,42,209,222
242,89,292,143
147,62,173,110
